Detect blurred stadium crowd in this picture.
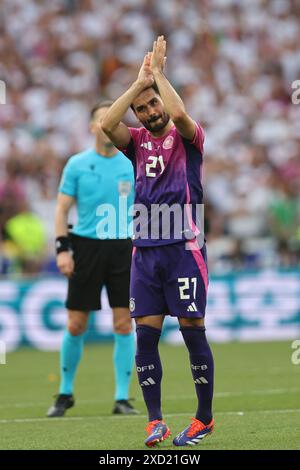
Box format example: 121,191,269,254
0,0,300,275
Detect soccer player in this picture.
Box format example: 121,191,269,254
47,101,138,417
102,36,214,446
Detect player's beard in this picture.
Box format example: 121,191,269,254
142,112,170,133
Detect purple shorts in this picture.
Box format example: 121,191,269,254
129,240,208,318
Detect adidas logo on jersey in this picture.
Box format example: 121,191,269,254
187,302,197,312
141,377,156,386
140,142,153,150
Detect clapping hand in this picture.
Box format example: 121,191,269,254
150,35,167,73
137,52,154,88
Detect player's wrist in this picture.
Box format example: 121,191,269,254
132,79,148,93
152,68,164,77
55,236,71,255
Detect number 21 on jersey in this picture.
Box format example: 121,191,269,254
145,155,165,177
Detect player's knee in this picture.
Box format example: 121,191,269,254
179,317,205,328
67,319,87,336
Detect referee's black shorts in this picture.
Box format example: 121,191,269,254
66,234,132,312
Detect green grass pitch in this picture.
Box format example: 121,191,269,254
0,341,299,450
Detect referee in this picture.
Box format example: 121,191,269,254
47,101,137,417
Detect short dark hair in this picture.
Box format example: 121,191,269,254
130,82,160,111
90,100,114,120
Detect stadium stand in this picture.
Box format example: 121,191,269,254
0,0,299,273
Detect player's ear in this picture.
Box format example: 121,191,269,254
130,105,139,123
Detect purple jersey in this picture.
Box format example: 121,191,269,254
121,122,205,247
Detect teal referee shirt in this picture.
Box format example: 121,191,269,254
59,148,134,239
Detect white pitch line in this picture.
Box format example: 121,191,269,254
1,387,300,410
1,408,300,425
211,387,300,398
159,387,300,400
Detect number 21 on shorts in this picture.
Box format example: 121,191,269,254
178,277,197,300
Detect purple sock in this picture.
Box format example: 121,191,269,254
180,326,214,425
135,325,162,422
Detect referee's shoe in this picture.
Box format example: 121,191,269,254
112,399,139,415
47,394,74,417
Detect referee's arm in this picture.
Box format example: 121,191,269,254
55,193,74,238
55,193,75,277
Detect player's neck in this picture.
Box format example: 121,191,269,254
149,120,174,139
95,138,118,158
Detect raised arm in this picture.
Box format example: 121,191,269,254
101,53,154,148
150,36,196,141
